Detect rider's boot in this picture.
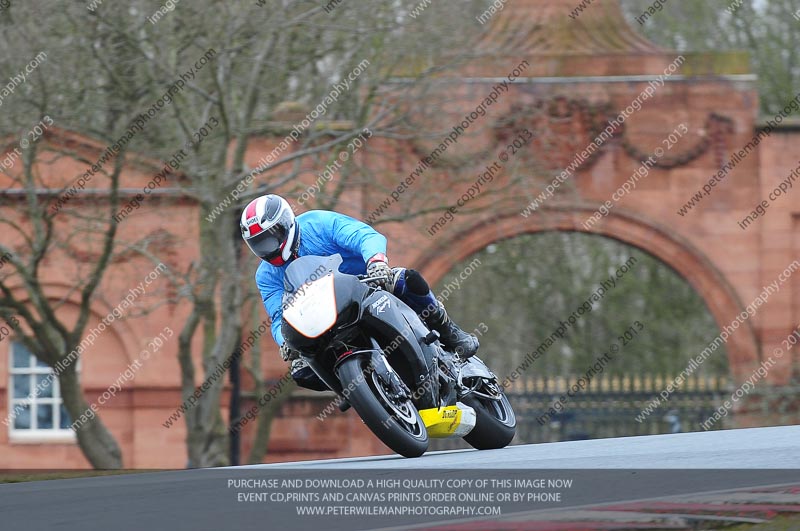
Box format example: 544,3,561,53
391,268,479,358
423,300,479,358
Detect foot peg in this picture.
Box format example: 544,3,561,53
422,330,440,345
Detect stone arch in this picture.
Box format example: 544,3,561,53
415,204,759,381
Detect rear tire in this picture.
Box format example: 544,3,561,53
461,393,516,450
337,356,428,458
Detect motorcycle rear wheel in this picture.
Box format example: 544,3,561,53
460,391,516,450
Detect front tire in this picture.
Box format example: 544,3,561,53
337,356,428,458
461,392,516,450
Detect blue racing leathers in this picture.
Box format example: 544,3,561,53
256,210,387,346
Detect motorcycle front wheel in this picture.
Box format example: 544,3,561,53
337,355,428,458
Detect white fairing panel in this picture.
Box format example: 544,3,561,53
453,403,477,437
283,274,337,338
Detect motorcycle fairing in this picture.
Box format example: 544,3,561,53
360,290,439,409
460,355,496,382
282,273,337,338
418,402,476,438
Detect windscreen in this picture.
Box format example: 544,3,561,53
282,254,343,293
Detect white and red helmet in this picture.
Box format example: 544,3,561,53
240,195,300,266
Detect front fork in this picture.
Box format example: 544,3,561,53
334,337,411,401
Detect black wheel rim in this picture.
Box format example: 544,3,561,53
370,370,426,440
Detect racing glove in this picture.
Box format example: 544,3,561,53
279,343,300,362
366,253,392,290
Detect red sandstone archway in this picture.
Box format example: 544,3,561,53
415,204,759,382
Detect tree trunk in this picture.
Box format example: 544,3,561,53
247,380,296,464
59,364,122,469
187,414,229,468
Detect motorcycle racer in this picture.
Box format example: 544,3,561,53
240,194,479,390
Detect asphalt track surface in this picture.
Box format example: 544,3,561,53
248,424,800,469
1,426,798,531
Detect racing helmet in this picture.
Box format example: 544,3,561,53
240,194,300,266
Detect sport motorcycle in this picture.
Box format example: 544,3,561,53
281,254,516,457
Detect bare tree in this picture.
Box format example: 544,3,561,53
0,4,182,467
1,0,493,467
0,141,127,468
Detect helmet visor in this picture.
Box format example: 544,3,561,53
247,216,291,260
